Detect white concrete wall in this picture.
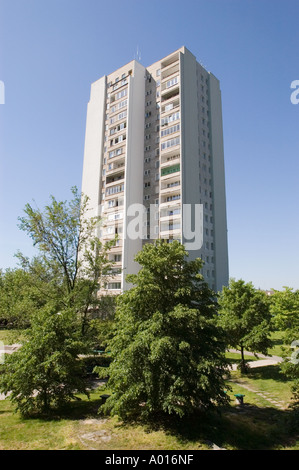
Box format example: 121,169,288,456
81,77,106,221
209,73,229,291
122,61,146,290
180,49,203,258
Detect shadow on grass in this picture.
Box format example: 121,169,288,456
247,365,289,383
118,403,298,450
14,392,104,423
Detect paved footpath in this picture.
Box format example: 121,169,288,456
229,349,283,371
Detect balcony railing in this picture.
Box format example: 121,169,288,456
161,163,180,177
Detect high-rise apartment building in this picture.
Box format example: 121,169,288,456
81,47,228,293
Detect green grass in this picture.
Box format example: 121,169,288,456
225,352,259,365
0,329,25,345
0,398,83,450
0,329,298,450
268,330,286,357
0,370,298,451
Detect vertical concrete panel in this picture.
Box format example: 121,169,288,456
81,77,106,219
122,61,146,290
180,49,202,258
209,74,229,290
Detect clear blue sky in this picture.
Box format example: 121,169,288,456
0,0,298,290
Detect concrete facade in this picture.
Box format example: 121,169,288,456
81,47,229,293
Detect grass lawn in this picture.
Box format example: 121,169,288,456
225,352,259,366
0,368,298,451
0,329,25,345
268,330,286,357
0,329,298,450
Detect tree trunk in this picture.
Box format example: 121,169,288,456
240,344,247,374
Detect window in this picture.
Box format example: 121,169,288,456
166,194,180,202
161,111,180,126
108,199,115,208
118,99,127,109
165,103,174,112
167,180,180,188
113,88,127,101
166,76,178,89
161,137,180,151
106,184,124,195
168,208,180,216
108,211,123,221
107,282,121,290
161,123,180,137
118,111,127,120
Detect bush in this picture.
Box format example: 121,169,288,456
80,354,112,376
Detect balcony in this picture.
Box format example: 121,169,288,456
160,178,181,195
160,222,181,238
161,63,179,80
160,194,181,209
161,97,180,115
106,159,125,175
161,85,179,102
161,153,180,167
161,163,180,178
106,171,124,186
161,52,180,69
161,75,179,93
105,183,125,197
160,207,181,224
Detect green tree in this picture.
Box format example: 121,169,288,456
218,279,272,373
0,188,117,415
270,288,299,408
97,240,230,420
17,186,116,339
0,268,43,329
0,305,89,416
270,287,299,343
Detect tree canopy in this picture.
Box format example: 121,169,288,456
98,240,230,419
218,279,272,373
0,187,117,415
16,186,116,334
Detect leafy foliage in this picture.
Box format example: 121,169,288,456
218,279,272,373
15,187,117,337
270,287,299,343
0,268,44,329
270,287,299,406
0,187,118,415
98,240,230,419
0,306,89,416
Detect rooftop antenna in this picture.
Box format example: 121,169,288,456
135,45,141,62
